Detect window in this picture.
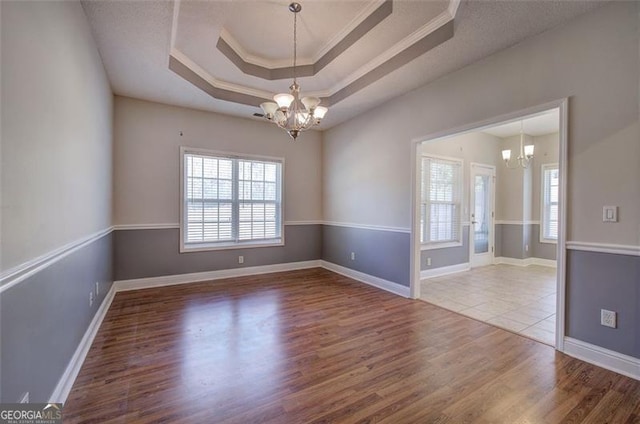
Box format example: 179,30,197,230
420,156,462,247
181,148,283,251
541,163,559,243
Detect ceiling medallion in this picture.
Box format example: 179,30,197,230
260,2,328,140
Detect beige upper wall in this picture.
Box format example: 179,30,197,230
420,132,502,221
113,96,323,226
324,2,639,246
0,1,113,272
531,133,560,222
496,134,534,222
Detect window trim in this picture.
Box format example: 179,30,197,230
179,146,285,253
540,162,559,245
420,153,464,248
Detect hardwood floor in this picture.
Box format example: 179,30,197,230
64,268,640,423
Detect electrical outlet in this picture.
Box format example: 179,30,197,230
89,292,94,307
95,281,100,295
427,257,432,266
19,392,29,403
350,252,356,260
601,309,617,328
238,255,244,264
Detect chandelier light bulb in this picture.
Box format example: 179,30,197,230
260,102,278,118
274,93,294,109
524,144,535,158
502,149,511,162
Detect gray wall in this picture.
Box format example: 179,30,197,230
1,234,113,403
421,226,470,270
322,225,410,287
496,223,557,260
0,1,114,403
566,250,639,358
114,225,322,281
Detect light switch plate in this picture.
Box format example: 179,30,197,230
603,206,617,222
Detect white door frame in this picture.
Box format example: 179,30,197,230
469,163,496,268
410,98,568,352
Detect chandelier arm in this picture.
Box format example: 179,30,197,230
262,3,327,140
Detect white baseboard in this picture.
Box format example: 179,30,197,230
320,260,410,298
495,257,557,268
49,284,116,403
420,262,470,279
114,260,322,292
563,337,640,381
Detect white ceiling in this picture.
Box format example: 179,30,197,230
482,109,560,138
81,0,606,129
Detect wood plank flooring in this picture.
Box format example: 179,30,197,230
63,268,640,423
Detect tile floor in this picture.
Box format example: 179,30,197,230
420,264,557,346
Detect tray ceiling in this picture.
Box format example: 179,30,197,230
81,0,606,129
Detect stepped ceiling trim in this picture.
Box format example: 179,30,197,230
168,0,459,109
216,0,393,81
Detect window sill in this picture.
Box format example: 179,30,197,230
539,238,558,245
421,241,463,251
180,238,284,253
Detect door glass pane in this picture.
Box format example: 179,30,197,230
473,175,490,254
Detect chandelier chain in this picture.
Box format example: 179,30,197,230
293,8,297,83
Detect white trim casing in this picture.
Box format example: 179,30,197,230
421,241,463,251
469,162,496,269
321,260,410,298
49,284,116,403
323,221,411,233
566,241,640,257
564,337,640,381
420,262,470,279
419,153,464,248
115,260,321,292
409,98,568,349
540,162,560,245
179,147,286,254
495,220,541,225
494,257,557,268
0,227,113,293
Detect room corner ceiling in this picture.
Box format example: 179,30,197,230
81,0,606,129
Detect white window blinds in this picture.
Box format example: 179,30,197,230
183,151,282,249
421,156,462,244
542,164,559,241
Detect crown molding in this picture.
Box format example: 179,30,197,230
170,1,457,107
331,7,454,97
217,0,388,70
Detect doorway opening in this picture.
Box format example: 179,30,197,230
411,100,567,349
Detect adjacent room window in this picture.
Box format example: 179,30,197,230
420,155,462,247
181,148,283,251
541,163,559,243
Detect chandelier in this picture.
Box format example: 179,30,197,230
259,2,328,140
501,120,534,169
